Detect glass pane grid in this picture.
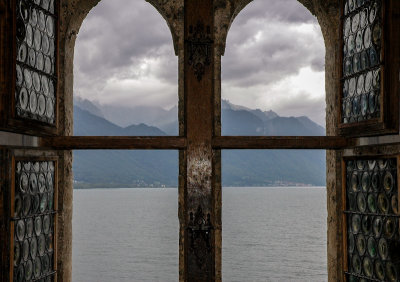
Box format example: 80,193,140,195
345,159,400,282
12,161,56,282
15,0,57,125
342,0,383,124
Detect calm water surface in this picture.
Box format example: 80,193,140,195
72,187,327,281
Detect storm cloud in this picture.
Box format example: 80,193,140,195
74,0,326,125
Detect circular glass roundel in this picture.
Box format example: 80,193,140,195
372,23,382,46
28,48,36,67
348,193,356,211
34,29,41,51
360,9,368,28
368,91,377,115
29,172,38,194
344,18,351,37
375,260,385,281
34,216,42,236
369,4,377,24
362,216,372,235
348,35,356,57
46,16,54,37
36,52,44,71
30,236,37,259
22,194,31,216
23,68,32,89
41,34,50,54
356,30,363,52
343,80,349,98
25,259,33,280
46,172,53,191
344,58,352,76
384,218,396,239
43,215,51,235
42,253,50,273
29,91,38,113
26,24,33,47
38,94,46,116
360,50,369,70
383,172,394,193
348,233,355,253
351,172,359,192
42,0,50,11
32,194,40,214
391,195,399,215
373,217,383,238
345,100,352,119
16,65,23,86
361,172,370,192
364,71,373,92
373,69,380,89
38,234,46,256
378,237,388,260
40,193,48,212
352,13,360,33
378,193,389,214
33,256,41,278
32,72,41,92
38,10,46,31
14,241,21,265
19,88,29,111
353,53,361,73
46,97,54,119
352,214,361,234
18,43,27,63
30,8,37,26
48,192,53,210
41,76,49,96
26,217,33,237
353,96,360,118
44,56,52,74
363,26,371,49
361,94,368,117
367,236,377,258
19,0,30,22
356,234,366,255
357,74,365,95
363,257,373,277
357,193,367,212
38,173,46,193
22,239,29,261
14,193,22,217
386,262,398,281
369,46,379,66
352,254,362,274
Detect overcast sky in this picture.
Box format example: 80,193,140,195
74,0,326,126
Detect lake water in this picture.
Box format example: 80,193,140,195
72,187,327,282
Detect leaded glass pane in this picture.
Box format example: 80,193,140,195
13,160,56,281
345,158,400,281
342,0,383,124
15,0,56,124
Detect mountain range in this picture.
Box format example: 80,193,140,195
73,98,326,188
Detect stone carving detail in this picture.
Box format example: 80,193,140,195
187,21,213,81
187,205,213,269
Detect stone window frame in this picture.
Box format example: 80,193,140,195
1,1,400,281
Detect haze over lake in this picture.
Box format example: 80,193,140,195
72,187,327,281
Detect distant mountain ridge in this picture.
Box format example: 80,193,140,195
73,98,326,188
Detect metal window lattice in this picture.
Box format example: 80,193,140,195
13,161,56,282
345,159,400,282
342,0,383,124
15,0,56,124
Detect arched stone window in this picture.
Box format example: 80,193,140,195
0,1,400,281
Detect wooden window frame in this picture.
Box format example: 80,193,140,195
0,0,61,136
338,0,400,137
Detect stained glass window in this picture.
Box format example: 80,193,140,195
12,160,56,282
342,0,383,124
345,158,400,281
15,0,57,124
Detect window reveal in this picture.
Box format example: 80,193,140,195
11,160,57,282
345,158,400,281
15,0,57,124
342,0,383,124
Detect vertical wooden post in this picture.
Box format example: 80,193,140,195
183,0,217,281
